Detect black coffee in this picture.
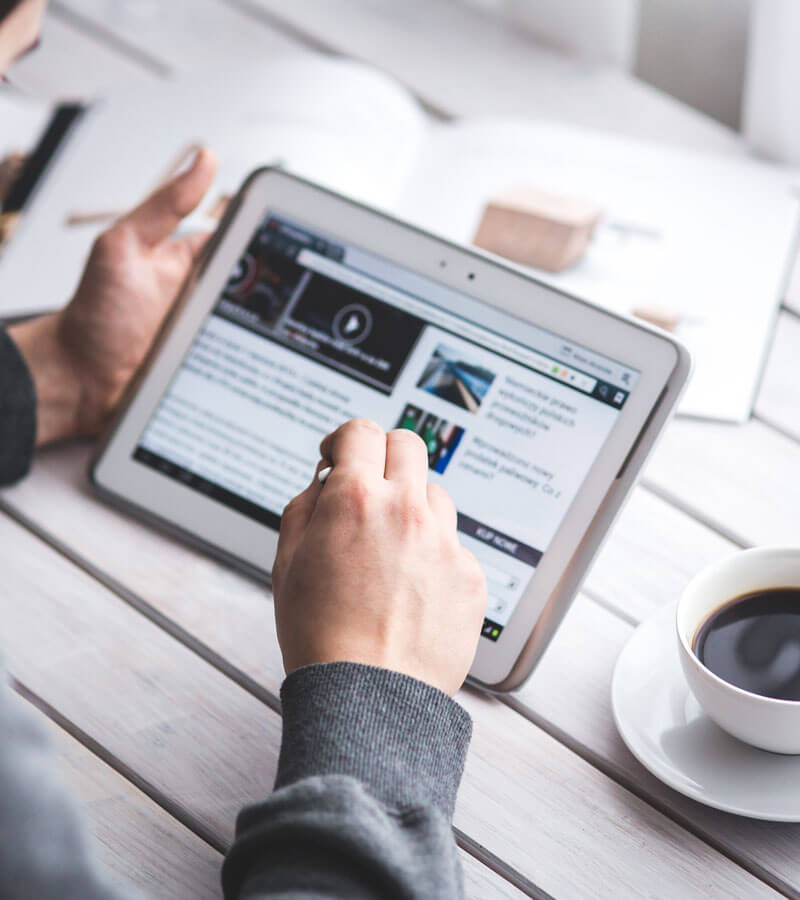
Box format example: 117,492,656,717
693,588,800,701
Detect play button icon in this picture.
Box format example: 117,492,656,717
343,314,361,335
332,304,373,345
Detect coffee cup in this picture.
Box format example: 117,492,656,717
676,547,800,754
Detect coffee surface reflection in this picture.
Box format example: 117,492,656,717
693,588,800,701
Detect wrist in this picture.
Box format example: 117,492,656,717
8,313,83,447
277,662,472,819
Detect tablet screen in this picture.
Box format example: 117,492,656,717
133,213,638,640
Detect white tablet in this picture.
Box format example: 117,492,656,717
91,168,690,691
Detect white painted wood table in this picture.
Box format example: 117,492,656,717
3,3,800,898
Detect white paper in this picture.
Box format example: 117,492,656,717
0,90,49,156
396,119,800,422
4,67,798,422
0,56,427,319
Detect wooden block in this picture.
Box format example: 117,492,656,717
474,186,602,272
632,306,682,333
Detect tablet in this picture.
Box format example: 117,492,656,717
91,168,690,691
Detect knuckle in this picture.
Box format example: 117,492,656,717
429,481,456,513
427,481,446,498
393,491,427,531
90,232,112,261
92,225,130,260
390,428,428,462
388,427,424,448
463,551,487,595
282,494,303,520
332,472,374,519
346,417,385,439
270,559,283,593
271,552,288,597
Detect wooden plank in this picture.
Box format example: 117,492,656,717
7,13,151,101
561,310,800,630
511,593,800,900
783,252,800,317
460,853,528,900
756,310,800,441
0,459,783,898
229,0,746,153
3,443,287,693
0,513,282,847
55,0,303,74
458,688,782,900
642,417,800,547
25,693,518,900
583,487,739,624
12,445,800,895
18,694,224,899
631,315,800,553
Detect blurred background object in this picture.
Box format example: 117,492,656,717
467,0,799,162
743,0,800,165
1,0,798,424
461,0,749,128
474,187,602,272
504,0,640,68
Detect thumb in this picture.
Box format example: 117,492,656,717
172,229,212,262
121,147,218,247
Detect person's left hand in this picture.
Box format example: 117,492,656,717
10,148,217,445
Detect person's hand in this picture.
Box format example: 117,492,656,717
10,148,217,446
272,419,487,696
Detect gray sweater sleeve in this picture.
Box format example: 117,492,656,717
0,328,36,486
222,662,472,900
0,665,131,899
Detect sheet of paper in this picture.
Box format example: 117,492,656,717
397,119,800,422
0,55,427,319
0,90,50,156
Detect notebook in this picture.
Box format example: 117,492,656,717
1,55,797,422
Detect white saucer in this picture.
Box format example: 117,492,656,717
612,601,800,821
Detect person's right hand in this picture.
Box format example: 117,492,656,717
272,418,487,696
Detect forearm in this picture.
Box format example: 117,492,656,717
223,663,471,900
8,314,81,447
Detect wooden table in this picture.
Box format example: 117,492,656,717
3,3,800,898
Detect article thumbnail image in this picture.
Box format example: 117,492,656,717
416,343,496,413
396,404,465,475
222,248,305,328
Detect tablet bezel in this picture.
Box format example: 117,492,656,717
91,167,690,691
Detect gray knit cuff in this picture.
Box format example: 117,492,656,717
0,329,36,486
276,662,472,820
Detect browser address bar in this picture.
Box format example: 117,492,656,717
296,248,597,394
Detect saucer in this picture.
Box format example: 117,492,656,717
611,601,800,821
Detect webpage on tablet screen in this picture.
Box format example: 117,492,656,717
133,214,638,641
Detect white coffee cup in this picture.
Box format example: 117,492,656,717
676,547,800,754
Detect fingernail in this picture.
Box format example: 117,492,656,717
174,144,204,179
